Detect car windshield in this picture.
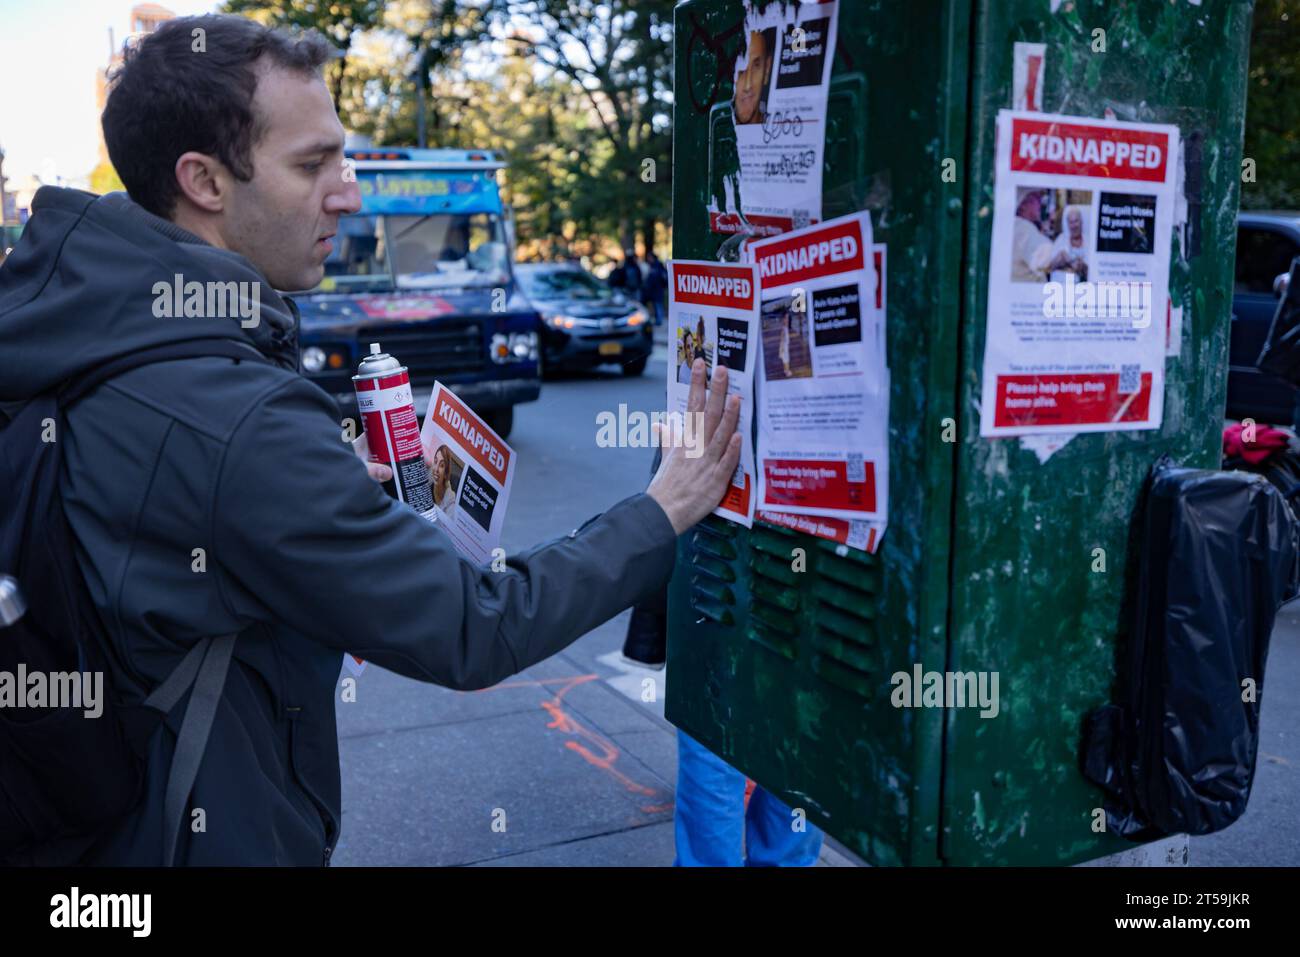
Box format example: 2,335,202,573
316,212,510,293
520,268,615,301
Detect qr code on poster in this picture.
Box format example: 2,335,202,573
793,208,811,230
730,460,745,488
1118,364,1140,395
847,521,871,551
846,453,865,484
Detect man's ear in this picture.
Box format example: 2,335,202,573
173,151,227,214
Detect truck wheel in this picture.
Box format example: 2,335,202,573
623,356,648,377
483,406,514,440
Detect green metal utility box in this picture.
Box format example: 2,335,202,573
666,0,1254,865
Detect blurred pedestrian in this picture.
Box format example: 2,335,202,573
608,257,626,290
626,250,643,296
609,248,642,299
643,251,667,325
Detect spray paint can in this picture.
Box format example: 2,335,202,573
352,343,436,518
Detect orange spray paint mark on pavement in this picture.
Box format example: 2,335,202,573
477,674,670,814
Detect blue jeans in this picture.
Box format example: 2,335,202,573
673,730,824,866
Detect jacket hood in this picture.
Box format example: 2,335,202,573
0,186,299,400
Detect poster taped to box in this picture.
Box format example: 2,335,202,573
667,259,760,527
755,239,889,553
748,210,888,526
710,0,839,237
979,109,1180,437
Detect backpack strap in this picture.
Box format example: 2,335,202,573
59,338,269,408
54,337,266,864
143,634,238,867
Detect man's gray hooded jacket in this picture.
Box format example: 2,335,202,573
0,186,677,865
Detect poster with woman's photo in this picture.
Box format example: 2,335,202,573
419,382,516,564
667,260,760,527
1010,186,1094,285
709,0,839,237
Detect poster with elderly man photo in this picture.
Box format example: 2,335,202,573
980,109,1179,438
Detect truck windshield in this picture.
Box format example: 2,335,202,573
319,212,510,292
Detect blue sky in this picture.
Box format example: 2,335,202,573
0,0,220,187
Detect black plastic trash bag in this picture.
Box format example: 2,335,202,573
1081,456,1298,838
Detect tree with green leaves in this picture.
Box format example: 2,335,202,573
1242,0,1300,209
222,0,389,111
480,0,676,253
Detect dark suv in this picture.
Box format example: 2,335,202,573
1228,212,1300,424
516,262,653,377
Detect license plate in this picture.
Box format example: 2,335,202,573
598,342,623,356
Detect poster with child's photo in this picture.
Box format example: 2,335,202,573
760,296,813,381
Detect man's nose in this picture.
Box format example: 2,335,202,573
327,180,362,216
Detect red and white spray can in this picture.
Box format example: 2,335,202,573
352,343,436,518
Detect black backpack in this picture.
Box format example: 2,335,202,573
0,338,267,864
1081,456,1298,837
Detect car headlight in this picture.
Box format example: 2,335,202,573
625,309,648,327
301,345,349,374
509,331,539,360
545,313,577,329
301,346,327,373
492,332,539,363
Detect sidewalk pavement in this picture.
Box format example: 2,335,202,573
329,588,1300,868
330,606,856,866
